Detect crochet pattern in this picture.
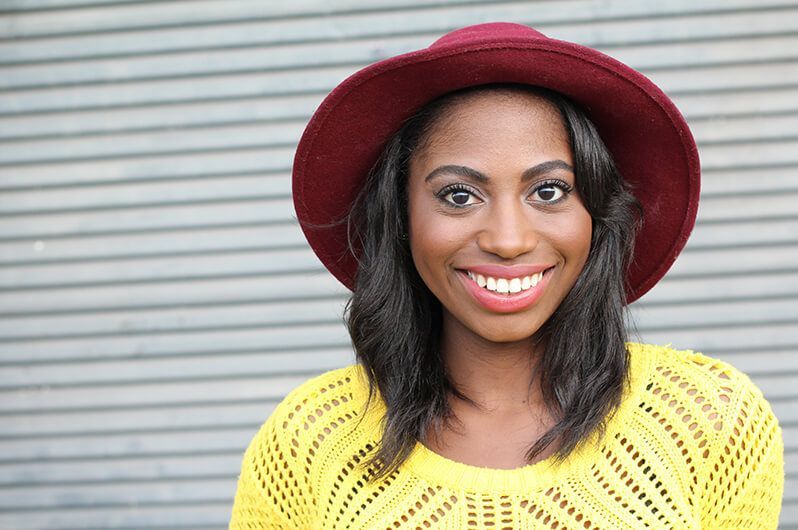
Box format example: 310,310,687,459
230,343,783,529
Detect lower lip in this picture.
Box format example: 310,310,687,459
456,269,552,314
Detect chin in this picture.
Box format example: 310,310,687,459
469,321,545,345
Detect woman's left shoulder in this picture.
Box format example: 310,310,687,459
627,342,784,525
627,342,775,409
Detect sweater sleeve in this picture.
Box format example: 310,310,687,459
229,396,314,529
703,371,784,529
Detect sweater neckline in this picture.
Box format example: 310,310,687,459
395,343,654,494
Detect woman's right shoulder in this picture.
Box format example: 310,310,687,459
253,363,377,448
274,364,370,414
231,365,376,527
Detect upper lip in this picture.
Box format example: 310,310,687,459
458,264,553,278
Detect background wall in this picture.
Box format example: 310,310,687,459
0,0,796,528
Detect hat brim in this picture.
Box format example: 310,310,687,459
293,36,700,303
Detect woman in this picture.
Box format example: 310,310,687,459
230,23,784,529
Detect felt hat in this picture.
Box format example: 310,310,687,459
292,22,700,303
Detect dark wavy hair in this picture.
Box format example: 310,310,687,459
345,84,641,480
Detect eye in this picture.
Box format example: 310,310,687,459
437,184,481,208
529,179,572,204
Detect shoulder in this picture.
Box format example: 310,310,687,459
627,342,774,413
627,343,783,522
627,342,779,432
232,366,375,526
261,364,373,439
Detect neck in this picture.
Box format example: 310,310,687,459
440,315,546,413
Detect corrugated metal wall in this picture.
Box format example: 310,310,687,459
0,0,796,528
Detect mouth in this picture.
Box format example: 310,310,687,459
455,266,555,313
463,269,546,295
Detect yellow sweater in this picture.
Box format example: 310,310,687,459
230,343,784,529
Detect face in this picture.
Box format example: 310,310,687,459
406,90,593,345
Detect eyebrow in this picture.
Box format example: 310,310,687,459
423,160,574,183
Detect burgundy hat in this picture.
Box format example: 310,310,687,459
292,22,700,303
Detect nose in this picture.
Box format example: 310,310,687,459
476,200,539,259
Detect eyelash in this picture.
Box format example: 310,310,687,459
435,183,480,208
533,178,573,203
435,179,573,209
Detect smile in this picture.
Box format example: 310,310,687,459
465,270,543,294
456,267,553,314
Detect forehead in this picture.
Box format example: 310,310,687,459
413,89,570,162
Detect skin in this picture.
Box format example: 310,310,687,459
406,90,593,468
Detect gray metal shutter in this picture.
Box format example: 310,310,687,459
0,0,795,527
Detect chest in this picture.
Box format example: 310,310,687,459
423,413,559,469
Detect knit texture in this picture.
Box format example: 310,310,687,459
230,343,784,529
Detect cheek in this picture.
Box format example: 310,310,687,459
407,191,467,291
408,208,450,276
565,208,593,266
407,189,441,278
544,206,593,270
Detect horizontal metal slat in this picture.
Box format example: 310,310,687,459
4,232,793,292
0,374,311,414
701,165,798,195
707,349,798,376
3,109,798,171
3,212,792,268
668,243,798,276
0,297,347,341
689,111,798,145
0,197,294,239
0,0,493,40
0,247,319,289
699,139,798,171
631,297,798,332
688,218,798,249
4,53,798,118
0,0,794,38
0,93,320,140
0,32,427,90
0,452,241,487
673,87,798,120
0,477,237,512
0,173,291,215
0,502,229,530
0,427,255,462
4,9,798,90
0,272,346,314
639,322,798,354
0,146,295,190
0,223,303,265
0,65,352,115
4,86,797,143
0,325,350,366
648,60,798,95
638,271,798,305
693,191,798,223
0,133,795,197
0,121,305,167
1,0,149,12
0,401,277,439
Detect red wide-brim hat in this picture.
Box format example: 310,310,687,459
292,22,700,303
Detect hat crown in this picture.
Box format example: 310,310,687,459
430,22,547,48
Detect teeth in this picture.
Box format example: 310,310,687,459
466,270,545,295
496,278,509,293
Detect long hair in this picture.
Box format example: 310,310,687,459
345,84,641,480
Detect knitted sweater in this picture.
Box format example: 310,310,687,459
230,343,784,529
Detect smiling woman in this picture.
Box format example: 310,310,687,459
230,23,784,529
